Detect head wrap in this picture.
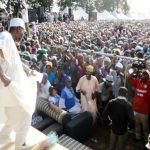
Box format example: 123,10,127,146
86,65,94,73
77,53,83,61
46,61,53,67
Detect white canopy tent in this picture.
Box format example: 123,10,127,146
111,11,129,20
97,10,116,20
126,12,133,20
62,7,69,14
111,11,118,18
116,12,129,20
73,7,88,20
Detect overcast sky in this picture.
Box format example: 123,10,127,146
129,0,150,13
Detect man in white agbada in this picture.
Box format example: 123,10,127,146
76,65,99,121
0,18,37,149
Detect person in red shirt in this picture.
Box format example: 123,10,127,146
129,69,150,142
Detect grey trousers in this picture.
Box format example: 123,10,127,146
135,112,149,142
109,130,128,150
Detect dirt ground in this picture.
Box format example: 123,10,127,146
85,120,146,150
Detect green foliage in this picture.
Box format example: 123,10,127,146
86,0,96,13
57,0,76,11
57,0,130,13
94,0,103,12
6,0,26,17
27,0,53,10
121,0,130,14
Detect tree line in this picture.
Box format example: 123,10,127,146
1,0,130,15
57,0,130,14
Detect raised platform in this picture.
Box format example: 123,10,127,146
0,126,91,150
58,134,92,150
0,127,67,150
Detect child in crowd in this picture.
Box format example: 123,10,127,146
48,86,62,114
48,86,60,107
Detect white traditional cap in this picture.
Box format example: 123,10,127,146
115,62,123,69
118,41,124,45
103,75,114,85
51,56,57,60
105,75,113,82
135,45,142,51
9,18,25,29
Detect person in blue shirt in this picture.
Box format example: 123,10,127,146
54,65,68,94
59,76,82,115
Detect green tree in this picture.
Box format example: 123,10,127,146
121,0,130,14
27,0,53,10
6,0,26,17
86,0,96,12
57,0,76,11
94,0,103,12
102,0,116,11
57,0,130,14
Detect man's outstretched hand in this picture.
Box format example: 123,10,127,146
0,65,11,87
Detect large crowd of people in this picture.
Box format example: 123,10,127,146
1,8,150,149
24,20,150,149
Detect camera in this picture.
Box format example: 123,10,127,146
128,60,146,77
132,60,146,70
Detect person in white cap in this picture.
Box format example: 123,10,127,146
9,18,25,42
110,62,125,98
0,25,46,149
76,65,99,121
99,75,114,109
9,18,33,78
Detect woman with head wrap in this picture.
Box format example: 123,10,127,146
74,53,86,86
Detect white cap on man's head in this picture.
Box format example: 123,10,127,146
115,62,123,69
9,18,25,29
106,75,113,82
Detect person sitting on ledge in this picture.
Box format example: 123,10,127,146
59,76,82,115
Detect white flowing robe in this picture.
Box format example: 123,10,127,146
76,75,99,121
0,31,37,124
